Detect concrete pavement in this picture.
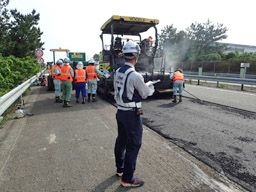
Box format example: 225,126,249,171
183,84,256,112
0,87,247,192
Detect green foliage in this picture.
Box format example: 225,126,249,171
0,56,40,96
158,20,227,63
198,53,222,61
0,1,44,57
93,53,100,61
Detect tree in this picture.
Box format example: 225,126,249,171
158,25,191,63
186,19,227,59
6,9,44,57
0,0,10,54
0,0,9,11
0,2,44,57
93,53,100,62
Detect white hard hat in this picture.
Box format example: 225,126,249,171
64,58,71,63
88,59,95,64
77,61,83,69
56,59,63,64
122,41,141,59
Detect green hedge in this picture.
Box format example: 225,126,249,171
0,56,41,96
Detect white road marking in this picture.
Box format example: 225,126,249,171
48,134,56,144
38,147,47,152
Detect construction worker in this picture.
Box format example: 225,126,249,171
74,61,86,104
52,59,63,103
86,59,99,102
114,41,155,188
172,68,184,103
61,58,74,107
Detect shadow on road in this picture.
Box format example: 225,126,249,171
157,102,179,108
93,175,131,192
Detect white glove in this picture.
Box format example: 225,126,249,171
147,84,155,96
105,73,110,79
145,81,153,87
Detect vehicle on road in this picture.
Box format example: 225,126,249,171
97,15,172,97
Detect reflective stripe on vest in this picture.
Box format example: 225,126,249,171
87,66,97,80
52,65,61,79
74,69,86,82
61,65,73,82
114,67,142,110
173,71,184,81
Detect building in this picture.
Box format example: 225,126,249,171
220,42,256,53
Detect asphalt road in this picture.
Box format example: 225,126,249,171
0,86,246,192
143,86,256,191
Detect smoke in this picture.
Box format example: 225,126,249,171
163,38,192,71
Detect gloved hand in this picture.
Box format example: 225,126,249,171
104,73,110,79
147,84,155,96
183,82,185,88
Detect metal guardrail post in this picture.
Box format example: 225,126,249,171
184,74,256,87
0,69,45,117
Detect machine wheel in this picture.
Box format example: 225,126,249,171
47,76,54,91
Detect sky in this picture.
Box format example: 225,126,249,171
8,0,256,62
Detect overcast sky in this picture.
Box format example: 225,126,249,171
8,0,256,62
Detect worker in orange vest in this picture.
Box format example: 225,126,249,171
86,59,99,102
52,59,63,103
172,68,184,103
61,58,74,107
74,61,86,104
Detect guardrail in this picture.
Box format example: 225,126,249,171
184,74,256,90
184,71,256,79
0,69,45,116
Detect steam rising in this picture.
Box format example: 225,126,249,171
163,38,191,72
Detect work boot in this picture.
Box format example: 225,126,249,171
63,101,72,108
179,95,182,102
172,95,177,103
55,96,62,103
76,97,79,103
92,94,96,102
121,177,144,188
57,97,63,103
88,94,91,102
82,97,85,104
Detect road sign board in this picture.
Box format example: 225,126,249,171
37,57,44,64
35,48,44,58
240,63,250,68
68,52,86,62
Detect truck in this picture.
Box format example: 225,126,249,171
97,15,172,97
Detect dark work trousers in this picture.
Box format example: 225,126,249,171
75,82,86,98
114,109,143,181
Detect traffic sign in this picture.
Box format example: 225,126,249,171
68,52,86,62
35,48,44,58
37,57,44,64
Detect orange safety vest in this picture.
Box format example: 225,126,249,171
173,71,184,81
52,65,62,80
74,68,86,83
86,65,98,80
61,64,73,82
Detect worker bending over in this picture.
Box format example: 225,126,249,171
74,61,86,104
61,58,74,107
172,68,184,103
114,41,155,188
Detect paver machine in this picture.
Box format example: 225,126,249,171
97,15,172,97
